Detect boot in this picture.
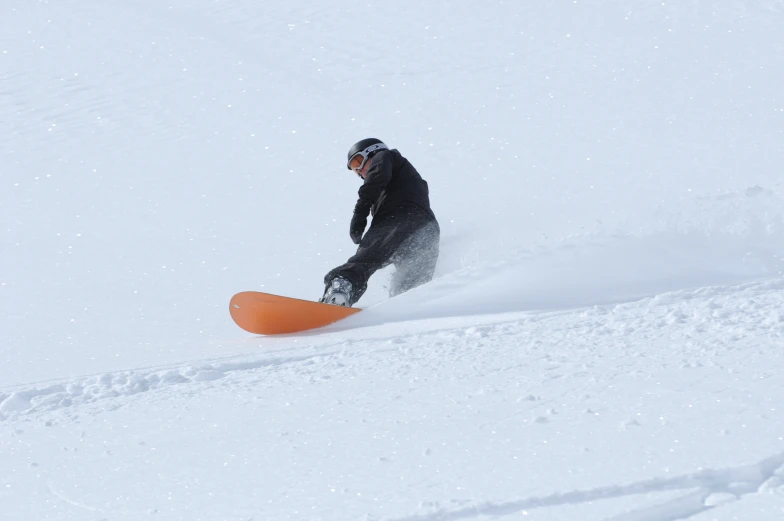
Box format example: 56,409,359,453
319,277,354,307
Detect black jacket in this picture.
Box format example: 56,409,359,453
353,149,435,223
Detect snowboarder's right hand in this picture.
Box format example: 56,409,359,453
350,214,366,244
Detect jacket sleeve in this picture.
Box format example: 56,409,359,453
353,151,392,218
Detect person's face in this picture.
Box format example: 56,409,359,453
350,153,373,179
356,159,372,179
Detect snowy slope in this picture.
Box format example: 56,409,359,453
4,279,784,520
3,0,784,519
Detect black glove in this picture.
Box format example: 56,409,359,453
350,214,367,244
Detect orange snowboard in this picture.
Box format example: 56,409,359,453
229,291,361,335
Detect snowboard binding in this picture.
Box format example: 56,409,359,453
319,277,354,307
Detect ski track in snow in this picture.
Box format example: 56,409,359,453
32,450,784,521
389,452,784,521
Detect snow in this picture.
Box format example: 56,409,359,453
2,0,784,519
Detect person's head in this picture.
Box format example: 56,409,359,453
346,138,388,179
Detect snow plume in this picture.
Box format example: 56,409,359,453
411,184,784,326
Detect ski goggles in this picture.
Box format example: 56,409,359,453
347,142,388,171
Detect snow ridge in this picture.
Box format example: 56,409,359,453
4,276,784,422
0,352,333,419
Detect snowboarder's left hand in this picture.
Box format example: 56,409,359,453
350,214,366,244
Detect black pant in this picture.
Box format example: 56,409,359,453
324,208,440,305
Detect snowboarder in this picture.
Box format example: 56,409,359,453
320,138,440,307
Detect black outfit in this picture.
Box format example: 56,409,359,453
324,149,440,305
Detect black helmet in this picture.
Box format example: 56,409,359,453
346,138,388,170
